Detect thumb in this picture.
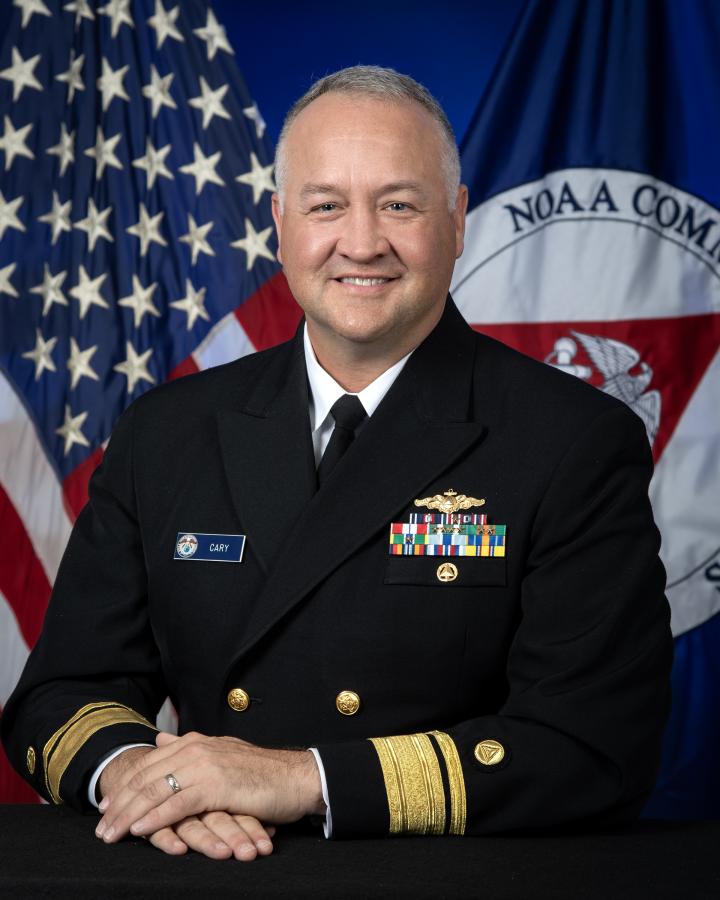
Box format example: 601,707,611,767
156,731,180,747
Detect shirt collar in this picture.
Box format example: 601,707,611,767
303,324,412,434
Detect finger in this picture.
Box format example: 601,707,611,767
174,816,232,860
201,812,272,861
231,815,275,856
102,732,230,817
100,772,204,843
146,826,188,856
98,740,204,837
155,731,180,748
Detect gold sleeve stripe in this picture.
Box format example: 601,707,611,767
43,702,157,804
429,730,467,835
369,733,446,835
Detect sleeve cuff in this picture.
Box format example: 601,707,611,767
308,747,332,838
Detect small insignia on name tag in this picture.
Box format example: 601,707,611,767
174,532,245,563
389,491,506,557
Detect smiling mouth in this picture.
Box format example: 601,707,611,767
336,276,396,286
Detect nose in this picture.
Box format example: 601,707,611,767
335,205,390,262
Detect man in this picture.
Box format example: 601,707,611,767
2,66,672,859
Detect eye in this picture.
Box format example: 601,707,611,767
313,203,337,213
385,202,410,212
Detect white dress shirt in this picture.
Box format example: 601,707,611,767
89,325,413,839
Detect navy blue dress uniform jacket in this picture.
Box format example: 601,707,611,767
2,299,672,837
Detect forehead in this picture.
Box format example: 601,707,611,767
282,93,446,184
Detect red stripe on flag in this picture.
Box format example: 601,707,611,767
0,722,40,804
62,446,104,523
169,356,200,381
235,272,302,351
0,486,51,648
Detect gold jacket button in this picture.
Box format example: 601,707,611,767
227,688,250,712
474,739,505,766
436,562,458,583
336,690,361,716
26,746,36,775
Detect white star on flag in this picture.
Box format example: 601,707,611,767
170,278,210,330
126,203,167,256
14,0,51,29
179,214,215,265
84,127,123,178
0,47,43,101
132,139,173,189
22,329,57,380
97,57,130,112
47,123,75,176
141,65,177,118
74,198,113,251
0,191,25,239
55,51,85,103
38,191,72,245
147,0,184,49
179,143,225,195
98,0,134,38
118,275,161,327
235,152,276,205
193,9,234,61
243,102,266,139
67,338,100,389
231,218,274,270
63,0,94,28
114,342,155,393
189,77,231,130
0,115,34,171
55,405,90,456
0,262,18,299
69,265,109,319
30,264,68,316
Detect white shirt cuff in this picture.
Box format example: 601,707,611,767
87,743,154,808
308,747,332,838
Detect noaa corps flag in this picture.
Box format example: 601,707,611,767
452,0,720,818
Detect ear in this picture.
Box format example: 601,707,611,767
271,193,283,264
453,185,469,258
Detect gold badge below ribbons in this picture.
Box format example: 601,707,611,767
436,562,458,583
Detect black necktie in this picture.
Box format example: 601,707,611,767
317,394,367,485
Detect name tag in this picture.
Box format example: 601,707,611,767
174,532,245,563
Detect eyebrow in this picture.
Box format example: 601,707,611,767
299,181,427,198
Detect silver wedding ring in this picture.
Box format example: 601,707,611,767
165,773,181,794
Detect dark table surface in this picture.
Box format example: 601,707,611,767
0,805,718,899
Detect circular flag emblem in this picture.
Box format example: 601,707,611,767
452,168,720,636
176,534,198,558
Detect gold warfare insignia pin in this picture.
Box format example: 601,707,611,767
414,489,485,515
388,490,507,558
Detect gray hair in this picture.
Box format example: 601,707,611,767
274,65,461,211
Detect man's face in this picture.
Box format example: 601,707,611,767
272,93,467,356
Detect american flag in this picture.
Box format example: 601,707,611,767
0,0,300,802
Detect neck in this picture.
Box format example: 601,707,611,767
306,332,411,393
306,309,444,392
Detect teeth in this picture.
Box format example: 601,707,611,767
340,277,390,286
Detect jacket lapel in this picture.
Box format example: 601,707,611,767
216,334,317,573
230,299,487,662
